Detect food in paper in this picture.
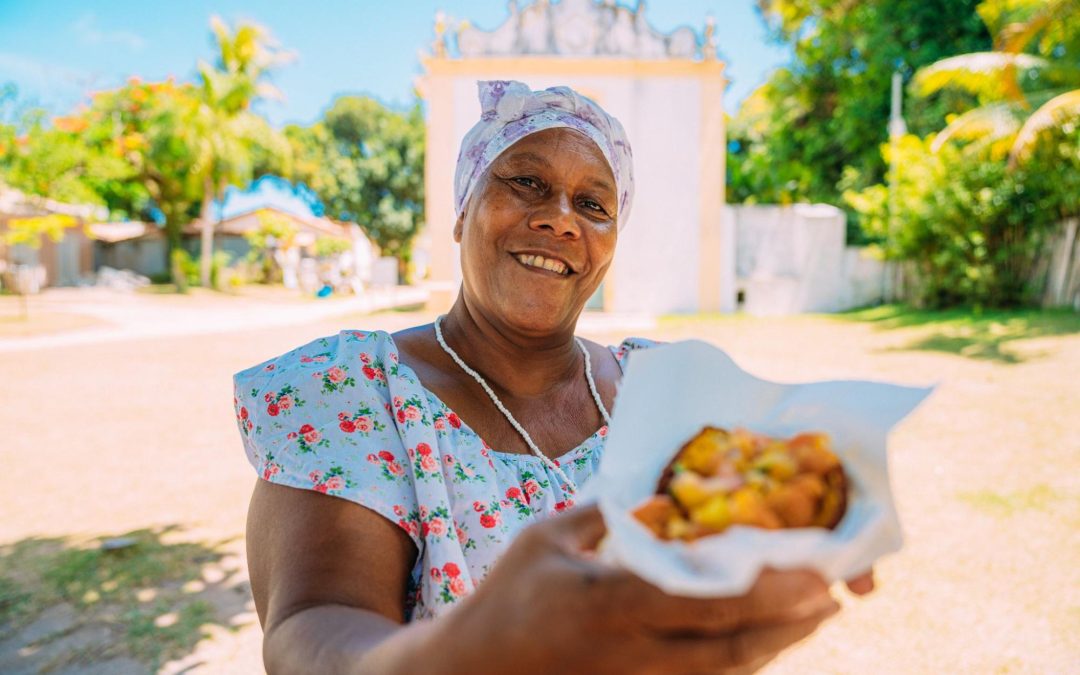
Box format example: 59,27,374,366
632,427,848,541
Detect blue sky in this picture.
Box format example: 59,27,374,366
0,1,790,127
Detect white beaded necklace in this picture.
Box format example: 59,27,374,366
433,315,611,495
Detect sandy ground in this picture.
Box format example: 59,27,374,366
2,306,1078,673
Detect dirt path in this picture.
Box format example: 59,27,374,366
2,311,1077,673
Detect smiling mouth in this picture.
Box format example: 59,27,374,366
513,253,572,276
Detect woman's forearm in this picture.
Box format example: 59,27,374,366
263,604,442,675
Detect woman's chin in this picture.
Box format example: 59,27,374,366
495,300,581,336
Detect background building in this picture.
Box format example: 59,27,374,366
417,0,730,314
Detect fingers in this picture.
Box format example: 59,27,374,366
615,567,833,635
845,570,875,596
545,502,608,552
655,598,839,673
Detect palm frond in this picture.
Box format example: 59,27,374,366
931,103,1026,152
1010,89,1080,165
914,52,1050,101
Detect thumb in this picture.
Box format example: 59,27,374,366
549,502,608,552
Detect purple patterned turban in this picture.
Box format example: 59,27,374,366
454,80,635,230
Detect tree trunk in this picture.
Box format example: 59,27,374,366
199,177,215,288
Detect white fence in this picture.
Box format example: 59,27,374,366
1039,218,1080,310
728,204,890,316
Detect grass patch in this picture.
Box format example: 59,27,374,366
135,283,183,295
0,528,241,670
0,574,32,627
957,484,1066,517
835,304,1080,363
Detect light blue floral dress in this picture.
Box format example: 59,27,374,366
233,329,654,620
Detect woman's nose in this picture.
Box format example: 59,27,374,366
529,191,580,238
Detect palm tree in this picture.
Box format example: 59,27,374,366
194,16,293,287
913,0,1080,166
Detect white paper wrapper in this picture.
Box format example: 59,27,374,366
588,340,932,598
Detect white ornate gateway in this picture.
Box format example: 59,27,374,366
451,0,710,60
417,0,733,314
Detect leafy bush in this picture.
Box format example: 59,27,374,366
313,236,351,259
209,250,234,290
170,249,198,292
844,127,1078,308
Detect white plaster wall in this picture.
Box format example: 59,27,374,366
840,247,889,310
731,204,888,314
444,75,703,314
608,78,702,314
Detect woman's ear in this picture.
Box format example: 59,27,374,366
453,212,465,243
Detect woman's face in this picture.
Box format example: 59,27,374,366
455,127,618,336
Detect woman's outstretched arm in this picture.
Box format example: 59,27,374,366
247,480,433,675
249,478,848,675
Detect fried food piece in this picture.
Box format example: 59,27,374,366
631,495,681,538
635,427,848,540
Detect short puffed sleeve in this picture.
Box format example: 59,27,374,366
232,330,421,548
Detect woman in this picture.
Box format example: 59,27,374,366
236,81,871,674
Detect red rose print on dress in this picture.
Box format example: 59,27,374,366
503,486,532,517
318,364,356,394
233,395,256,435
475,501,503,529
307,465,354,496
336,405,385,436
260,452,282,481
393,396,429,429
408,442,442,481
263,383,305,417
295,423,329,453
436,560,469,603
366,450,406,481
502,471,548,514
357,355,395,386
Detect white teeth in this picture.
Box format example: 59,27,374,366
516,254,568,275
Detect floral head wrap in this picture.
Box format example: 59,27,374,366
454,80,635,230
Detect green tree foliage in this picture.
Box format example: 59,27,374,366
3,214,79,248
287,96,425,280
845,124,1078,308
844,0,1080,308
729,0,992,218
244,208,298,283
912,0,1080,165
0,94,134,210
78,79,204,255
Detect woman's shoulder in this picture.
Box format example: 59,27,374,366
233,329,406,402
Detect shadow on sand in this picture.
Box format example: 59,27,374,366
0,526,254,674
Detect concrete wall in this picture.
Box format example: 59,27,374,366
730,204,888,315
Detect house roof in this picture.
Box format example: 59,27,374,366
185,206,352,240
213,175,325,222
86,221,161,243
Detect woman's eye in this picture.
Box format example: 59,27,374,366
580,199,607,214
512,176,540,189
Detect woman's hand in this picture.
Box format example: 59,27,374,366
424,504,850,675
